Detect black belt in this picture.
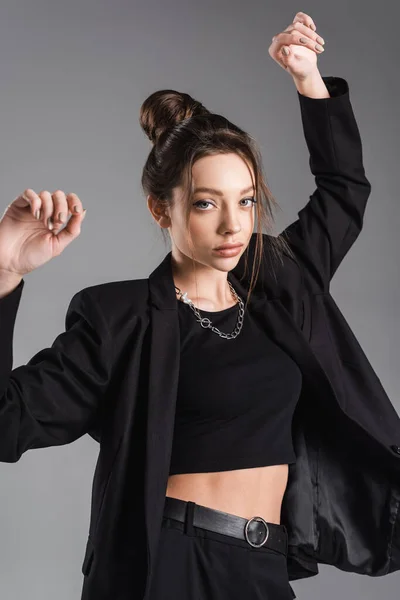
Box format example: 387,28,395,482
163,496,288,556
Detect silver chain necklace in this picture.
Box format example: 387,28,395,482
174,281,244,339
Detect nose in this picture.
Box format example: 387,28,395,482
219,210,242,234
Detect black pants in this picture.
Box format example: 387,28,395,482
148,496,296,600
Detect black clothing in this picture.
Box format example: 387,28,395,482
169,301,302,475
148,496,296,600
1,76,399,600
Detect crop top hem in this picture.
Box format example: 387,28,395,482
169,448,297,476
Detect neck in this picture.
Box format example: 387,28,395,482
171,252,235,311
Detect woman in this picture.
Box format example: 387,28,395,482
137,13,328,600
1,10,398,600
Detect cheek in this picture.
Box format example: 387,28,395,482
188,218,209,239
170,213,209,251
181,214,213,245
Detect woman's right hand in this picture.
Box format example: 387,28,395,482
0,189,86,278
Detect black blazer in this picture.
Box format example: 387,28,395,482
1,76,399,600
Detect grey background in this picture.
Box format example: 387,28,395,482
0,0,398,598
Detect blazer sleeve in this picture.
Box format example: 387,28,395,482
278,76,372,293
0,278,113,462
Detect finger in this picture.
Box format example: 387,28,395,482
66,192,84,218
274,23,323,45
290,21,325,45
273,29,325,55
269,37,289,70
50,192,85,238
52,203,86,247
37,190,54,229
50,190,69,231
293,12,317,31
11,189,41,217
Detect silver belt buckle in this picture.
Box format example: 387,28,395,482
244,516,270,548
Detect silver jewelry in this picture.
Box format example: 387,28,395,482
174,281,244,339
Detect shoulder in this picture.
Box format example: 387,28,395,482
81,278,149,307
72,278,150,333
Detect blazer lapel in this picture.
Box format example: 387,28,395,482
145,252,181,573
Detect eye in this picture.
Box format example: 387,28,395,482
192,200,214,210
240,197,257,207
192,197,257,211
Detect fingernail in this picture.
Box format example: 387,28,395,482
35,209,40,220
317,36,325,45
58,212,66,223
73,205,81,214
82,209,87,219
282,46,289,56
310,23,316,31
47,217,54,231
315,44,324,52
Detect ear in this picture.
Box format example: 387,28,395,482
147,194,171,229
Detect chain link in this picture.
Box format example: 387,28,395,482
174,281,244,339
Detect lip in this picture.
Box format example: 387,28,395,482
213,245,243,257
214,243,243,250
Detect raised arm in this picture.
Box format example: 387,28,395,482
278,74,371,292
0,279,112,462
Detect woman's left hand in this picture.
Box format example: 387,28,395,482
268,12,325,81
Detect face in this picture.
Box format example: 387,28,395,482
151,153,256,273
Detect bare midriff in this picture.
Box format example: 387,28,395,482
165,463,290,524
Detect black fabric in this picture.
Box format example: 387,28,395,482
2,77,400,600
147,496,296,599
0,283,112,462
169,301,302,475
163,495,289,556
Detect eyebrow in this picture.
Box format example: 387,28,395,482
193,185,255,196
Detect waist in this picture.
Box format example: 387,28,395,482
162,495,289,556
166,463,290,524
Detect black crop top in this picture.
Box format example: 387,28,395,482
168,299,302,475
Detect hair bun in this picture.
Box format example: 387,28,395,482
139,89,210,145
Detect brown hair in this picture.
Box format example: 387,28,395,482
139,89,294,310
